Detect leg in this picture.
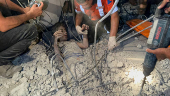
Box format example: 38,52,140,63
0,24,38,65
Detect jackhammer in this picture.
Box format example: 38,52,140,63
140,2,170,94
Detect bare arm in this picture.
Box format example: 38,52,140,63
54,38,62,58
77,34,88,49
75,13,83,26
146,48,170,60
0,2,43,32
165,48,170,59
0,12,31,32
0,0,28,13
109,12,119,36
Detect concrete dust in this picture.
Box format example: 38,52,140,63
0,33,170,96
1,2,170,96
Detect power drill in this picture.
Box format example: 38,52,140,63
140,2,170,94
143,9,170,77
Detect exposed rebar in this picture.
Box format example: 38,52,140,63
116,15,154,41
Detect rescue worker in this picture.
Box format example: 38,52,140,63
74,0,119,50
146,0,170,60
0,0,43,78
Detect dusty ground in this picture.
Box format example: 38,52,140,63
0,32,170,96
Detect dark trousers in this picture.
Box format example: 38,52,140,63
0,24,38,65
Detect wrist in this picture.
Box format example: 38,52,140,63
165,48,170,58
26,12,33,20
110,33,116,37
21,7,26,13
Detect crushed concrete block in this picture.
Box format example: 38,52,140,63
24,66,30,71
41,84,45,90
4,83,9,88
54,69,61,77
109,61,117,68
36,92,40,96
117,62,124,68
135,37,138,40
30,76,34,80
10,82,29,96
137,44,142,49
30,67,36,72
20,77,28,83
36,67,48,76
56,88,66,96
12,72,22,82
63,93,71,96
0,91,9,96
25,70,34,76
45,79,51,85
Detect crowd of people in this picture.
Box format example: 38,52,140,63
0,0,170,79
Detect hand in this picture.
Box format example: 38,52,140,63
146,48,168,61
108,36,117,50
53,30,64,40
76,24,89,35
158,0,170,13
22,7,30,14
27,2,44,19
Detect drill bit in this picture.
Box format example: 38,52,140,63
138,76,146,96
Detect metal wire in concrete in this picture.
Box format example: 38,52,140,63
117,25,152,44
116,15,154,41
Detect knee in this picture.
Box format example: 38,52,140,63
25,24,38,40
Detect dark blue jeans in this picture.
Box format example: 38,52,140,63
0,24,38,65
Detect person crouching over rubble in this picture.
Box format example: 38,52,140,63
52,22,89,59
74,0,119,50
0,0,43,78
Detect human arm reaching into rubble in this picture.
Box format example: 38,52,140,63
108,11,119,50
0,1,43,32
74,0,119,50
76,24,89,48
146,48,170,60
146,0,170,60
158,0,170,13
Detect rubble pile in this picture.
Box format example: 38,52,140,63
0,33,170,96
1,2,170,96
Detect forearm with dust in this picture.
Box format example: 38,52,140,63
109,12,119,36
75,13,83,26
54,38,62,61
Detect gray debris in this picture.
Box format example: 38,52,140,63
137,44,143,49
117,62,124,68
36,67,48,76
10,82,29,96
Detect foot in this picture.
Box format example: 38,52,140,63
0,64,22,79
